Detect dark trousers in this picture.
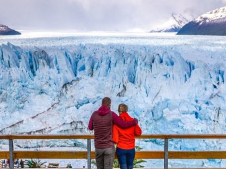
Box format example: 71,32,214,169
95,146,115,169
116,147,135,169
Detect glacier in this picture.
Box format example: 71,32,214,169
0,33,226,167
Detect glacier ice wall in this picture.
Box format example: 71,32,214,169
0,38,226,167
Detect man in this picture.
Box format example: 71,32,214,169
88,97,138,169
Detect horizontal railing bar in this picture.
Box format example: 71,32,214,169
1,151,226,159
169,151,226,159
14,151,95,159
1,134,226,139
137,134,226,139
0,151,9,158
0,135,94,139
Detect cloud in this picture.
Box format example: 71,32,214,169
0,0,226,31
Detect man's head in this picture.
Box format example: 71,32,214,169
102,97,111,108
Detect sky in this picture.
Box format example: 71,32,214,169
0,0,226,32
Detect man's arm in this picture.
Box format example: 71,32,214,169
135,124,142,136
88,116,93,130
112,112,138,129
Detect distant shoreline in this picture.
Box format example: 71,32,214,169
0,30,177,39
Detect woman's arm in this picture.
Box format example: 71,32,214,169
112,124,119,143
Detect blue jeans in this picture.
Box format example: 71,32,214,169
116,147,135,169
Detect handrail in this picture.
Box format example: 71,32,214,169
0,134,226,169
1,134,226,139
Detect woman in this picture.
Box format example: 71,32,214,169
113,103,142,169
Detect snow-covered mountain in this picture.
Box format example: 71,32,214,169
150,13,191,32
0,35,226,167
0,24,21,35
177,6,226,35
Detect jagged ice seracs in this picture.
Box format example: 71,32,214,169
0,34,226,167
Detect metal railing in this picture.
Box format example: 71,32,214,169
1,134,226,169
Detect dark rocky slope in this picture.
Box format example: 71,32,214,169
0,24,21,35
177,6,226,36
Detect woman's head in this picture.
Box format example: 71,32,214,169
118,103,128,114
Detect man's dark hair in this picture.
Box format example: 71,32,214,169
102,97,111,107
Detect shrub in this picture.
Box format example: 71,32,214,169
26,159,46,168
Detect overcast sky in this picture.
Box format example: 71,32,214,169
0,0,226,32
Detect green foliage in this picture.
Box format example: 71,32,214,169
133,159,147,168
26,159,46,168
113,159,119,168
91,159,96,167
133,146,146,168
135,145,143,151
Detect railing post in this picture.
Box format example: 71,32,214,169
87,139,91,169
9,139,14,169
164,138,168,169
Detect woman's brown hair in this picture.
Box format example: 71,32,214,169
118,103,128,112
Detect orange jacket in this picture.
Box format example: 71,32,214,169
113,112,142,149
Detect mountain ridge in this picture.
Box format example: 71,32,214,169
150,13,191,32
0,24,21,35
177,6,226,35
